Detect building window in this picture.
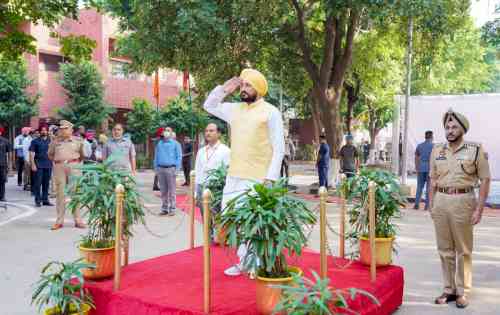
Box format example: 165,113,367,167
110,60,139,80
39,53,63,72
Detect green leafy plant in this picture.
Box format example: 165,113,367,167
341,168,405,244
136,153,152,170
273,271,379,315
31,259,95,315
204,164,228,212
218,179,316,278
67,159,146,248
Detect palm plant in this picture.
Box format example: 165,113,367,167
203,164,228,212
341,168,405,244
218,179,316,278
31,259,95,315
273,271,379,315
67,159,145,248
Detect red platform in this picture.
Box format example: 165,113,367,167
85,246,404,315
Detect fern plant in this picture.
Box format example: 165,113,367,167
67,159,146,248
219,179,316,278
31,259,95,315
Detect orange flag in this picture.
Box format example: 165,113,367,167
153,70,160,101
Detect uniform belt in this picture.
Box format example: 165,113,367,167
158,165,176,168
437,187,473,194
54,159,80,164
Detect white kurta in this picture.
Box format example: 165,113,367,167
194,141,231,186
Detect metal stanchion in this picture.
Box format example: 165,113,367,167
319,186,327,279
202,189,212,314
190,170,196,249
114,184,125,291
368,181,377,282
339,174,346,259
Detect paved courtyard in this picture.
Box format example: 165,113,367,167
0,166,498,314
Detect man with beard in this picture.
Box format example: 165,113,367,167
204,68,285,276
30,126,53,207
429,109,490,309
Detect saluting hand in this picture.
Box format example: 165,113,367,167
222,77,242,95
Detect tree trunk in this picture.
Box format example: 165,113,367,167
312,87,343,158
344,80,359,135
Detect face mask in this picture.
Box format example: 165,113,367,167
163,131,172,138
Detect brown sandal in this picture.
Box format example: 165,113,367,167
434,293,457,304
456,295,469,308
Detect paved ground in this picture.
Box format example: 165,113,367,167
1,165,499,314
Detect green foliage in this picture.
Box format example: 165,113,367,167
31,259,95,315
273,271,379,315
0,0,90,60
204,164,228,212
412,19,495,94
67,160,146,247
218,180,316,278
126,98,155,144
54,34,97,64
135,153,152,170
341,169,405,241
58,61,114,129
481,18,500,51
154,92,208,137
0,58,38,126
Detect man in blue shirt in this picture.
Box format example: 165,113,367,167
154,127,182,215
30,126,53,207
414,130,434,210
316,134,330,188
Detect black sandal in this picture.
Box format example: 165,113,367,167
434,293,457,304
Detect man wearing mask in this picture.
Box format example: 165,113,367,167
0,127,11,201
14,127,31,187
154,127,182,215
103,124,136,175
48,120,85,230
317,134,330,187
30,126,53,207
204,68,285,276
339,134,359,178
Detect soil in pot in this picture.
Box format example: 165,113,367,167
79,245,115,280
44,303,91,315
359,236,394,266
255,266,303,315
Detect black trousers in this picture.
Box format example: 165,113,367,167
183,159,191,185
16,157,24,185
0,166,6,200
33,168,52,203
280,156,290,178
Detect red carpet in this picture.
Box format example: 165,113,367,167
85,247,403,315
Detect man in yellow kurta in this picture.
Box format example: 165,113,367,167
203,69,285,276
429,109,491,308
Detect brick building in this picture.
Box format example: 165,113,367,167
22,9,181,127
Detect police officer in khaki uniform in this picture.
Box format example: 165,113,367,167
48,120,86,230
429,109,491,309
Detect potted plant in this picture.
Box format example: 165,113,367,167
341,168,405,266
204,164,228,244
31,259,95,315
218,179,316,315
67,160,146,279
273,271,379,315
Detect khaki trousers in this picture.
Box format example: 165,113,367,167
53,162,82,225
431,192,475,296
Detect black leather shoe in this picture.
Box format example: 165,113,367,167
42,202,54,206
35,202,42,207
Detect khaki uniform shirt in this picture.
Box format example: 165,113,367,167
48,136,84,162
430,141,490,189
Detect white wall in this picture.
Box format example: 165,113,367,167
403,94,500,180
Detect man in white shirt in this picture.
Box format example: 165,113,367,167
22,129,33,191
14,127,31,187
194,123,231,207
203,68,285,276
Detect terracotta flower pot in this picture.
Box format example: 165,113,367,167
255,266,303,315
359,236,394,266
44,303,91,315
79,245,115,280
